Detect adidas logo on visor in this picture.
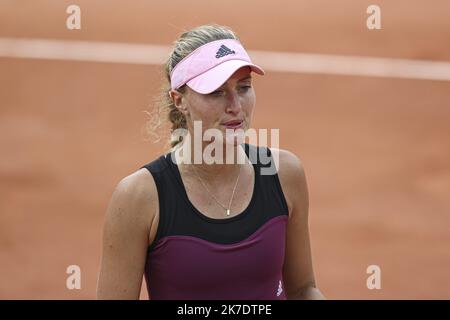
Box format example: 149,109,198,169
215,44,236,58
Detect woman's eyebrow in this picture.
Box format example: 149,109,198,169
215,75,253,90
238,75,252,81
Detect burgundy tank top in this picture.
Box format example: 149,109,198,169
140,143,289,299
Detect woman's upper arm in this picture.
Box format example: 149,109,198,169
273,148,319,298
96,169,156,300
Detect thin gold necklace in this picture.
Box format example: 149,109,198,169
190,163,243,216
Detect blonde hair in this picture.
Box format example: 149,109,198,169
144,24,240,152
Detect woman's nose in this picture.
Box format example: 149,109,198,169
225,91,242,113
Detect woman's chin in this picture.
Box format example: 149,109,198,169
224,129,246,146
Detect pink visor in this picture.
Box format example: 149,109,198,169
170,39,265,94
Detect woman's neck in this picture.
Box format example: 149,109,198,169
173,141,249,181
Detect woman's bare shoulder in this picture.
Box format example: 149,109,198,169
269,147,304,174
98,168,158,299
122,167,158,196
106,168,158,233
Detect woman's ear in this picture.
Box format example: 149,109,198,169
169,89,188,115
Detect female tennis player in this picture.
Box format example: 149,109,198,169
96,24,325,300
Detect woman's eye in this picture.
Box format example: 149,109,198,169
209,90,224,96
209,86,251,96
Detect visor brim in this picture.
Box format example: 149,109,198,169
186,60,265,95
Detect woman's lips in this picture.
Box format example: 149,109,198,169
222,121,243,129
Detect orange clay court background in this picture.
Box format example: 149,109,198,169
1,0,450,299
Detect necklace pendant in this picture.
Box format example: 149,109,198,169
226,209,230,216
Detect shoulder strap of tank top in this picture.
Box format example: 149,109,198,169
243,142,278,176
244,143,289,215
